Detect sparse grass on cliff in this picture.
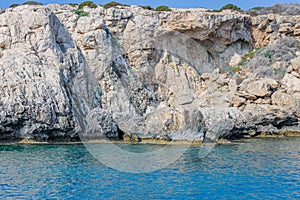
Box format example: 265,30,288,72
22,1,43,6
223,66,242,73
78,1,98,9
154,5,172,12
247,7,264,16
245,37,300,79
73,9,89,22
247,3,300,16
103,1,129,9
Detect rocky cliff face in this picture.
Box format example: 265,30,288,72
0,4,299,142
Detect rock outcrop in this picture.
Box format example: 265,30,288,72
0,4,299,142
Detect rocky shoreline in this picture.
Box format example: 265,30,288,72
1,4,300,143
1,133,300,146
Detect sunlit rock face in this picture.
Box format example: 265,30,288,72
0,6,94,141
0,4,299,142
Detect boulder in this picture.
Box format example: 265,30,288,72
243,104,298,134
271,91,298,111
144,107,204,140
246,78,278,97
291,56,300,72
282,74,300,94
229,53,242,67
279,23,293,33
200,107,250,141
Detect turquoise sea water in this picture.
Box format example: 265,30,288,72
0,138,299,199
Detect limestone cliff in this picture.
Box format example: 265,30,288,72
0,4,299,142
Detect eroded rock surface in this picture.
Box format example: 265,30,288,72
0,4,300,142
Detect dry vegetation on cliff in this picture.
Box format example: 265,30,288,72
244,37,300,79
247,3,300,16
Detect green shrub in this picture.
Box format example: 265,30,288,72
224,66,241,73
22,1,43,5
73,9,90,22
244,51,255,59
10,4,20,8
154,5,171,12
78,1,98,9
219,4,242,12
264,51,272,59
139,5,153,10
103,1,129,9
208,4,242,12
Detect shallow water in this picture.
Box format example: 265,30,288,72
0,138,299,199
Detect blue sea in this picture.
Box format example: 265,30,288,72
0,138,299,199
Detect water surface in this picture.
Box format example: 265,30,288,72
0,138,299,199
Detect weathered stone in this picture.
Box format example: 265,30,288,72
232,96,246,107
252,15,300,46
144,107,204,138
279,23,293,33
256,124,279,135
229,79,238,93
200,107,250,141
291,71,300,78
271,91,297,111
236,92,257,100
254,98,271,105
265,25,274,33
264,78,279,89
243,104,298,134
246,79,272,97
84,108,119,139
229,53,242,67
0,6,92,141
291,56,300,72
282,74,300,93
293,24,300,36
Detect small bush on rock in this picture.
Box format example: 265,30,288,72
154,5,171,12
73,9,90,22
103,1,129,9
22,1,43,5
208,4,242,13
78,1,98,9
10,4,20,8
224,66,241,73
220,4,242,12
139,5,153,10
